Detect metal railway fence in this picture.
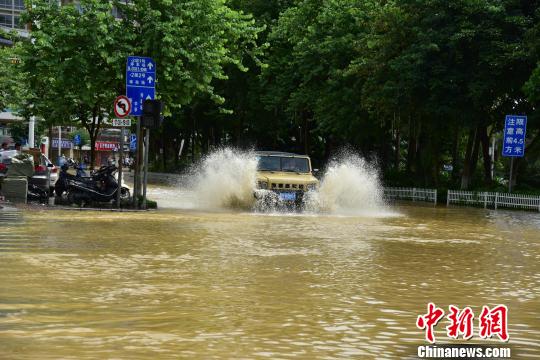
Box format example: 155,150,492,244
383,187,437,204
447,190,540,212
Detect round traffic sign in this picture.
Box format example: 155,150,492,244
114,95,131,118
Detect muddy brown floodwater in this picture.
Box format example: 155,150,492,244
0,202,539,359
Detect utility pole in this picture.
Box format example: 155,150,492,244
133,117,141,208
142,127,150,209
135,117,144,208
28,116,35,148
508,158,514,193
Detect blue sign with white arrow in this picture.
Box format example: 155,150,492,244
502,115,527,157
126,56,156,116
129,134,137,151
73,134,81,146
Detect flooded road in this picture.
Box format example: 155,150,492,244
0,203,539,359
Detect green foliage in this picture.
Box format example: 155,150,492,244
3,0,540,190
5,121,27,144
260,0,540,187
9,0,263,167
0,41,29,113
114,0,264,112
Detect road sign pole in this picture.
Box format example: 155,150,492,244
508,157,514,193
142,127,150,209
117,127,125,209
133,117,141,208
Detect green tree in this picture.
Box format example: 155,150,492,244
115,0,264,110
13,0,262,167
17,0,131,166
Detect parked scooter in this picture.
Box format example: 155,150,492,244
54,159,91,197
62,164,130,206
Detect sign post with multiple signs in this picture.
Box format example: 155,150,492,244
502,115,527,192
126,56,156,209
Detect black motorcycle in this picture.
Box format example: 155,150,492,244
54,159,92,197
61,164,130,206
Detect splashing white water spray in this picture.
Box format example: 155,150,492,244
187,148,258,210
163,148,392,216
307,153,386,215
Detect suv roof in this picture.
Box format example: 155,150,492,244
255,151,308,157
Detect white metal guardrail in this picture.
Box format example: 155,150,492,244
447,190,540,211
384,187,437,204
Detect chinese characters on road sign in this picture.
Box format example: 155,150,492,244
126,56,156,116
502,115,527,157
417,303,509,343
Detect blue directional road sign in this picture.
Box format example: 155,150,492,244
502,115,527,157
73,134,81,146
129,134,137,151
126,56,156,116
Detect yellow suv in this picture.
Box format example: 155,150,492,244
254,151,319,205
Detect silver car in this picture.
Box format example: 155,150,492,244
31,154,58,193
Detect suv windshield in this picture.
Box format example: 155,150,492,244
257,156,310,173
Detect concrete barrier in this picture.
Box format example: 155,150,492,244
2,177,27,204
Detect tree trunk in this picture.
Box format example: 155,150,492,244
162,130,167,171
83,106,101,170
191,110,196,163
394,126,400,170
451,128,460,182
201,121,209,155
303,116,310,155
89,132,97,169
190,131,195,164
460,126,480,190
406,115,416,174
478,124,492,184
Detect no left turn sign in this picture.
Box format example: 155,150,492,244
114,95,131,118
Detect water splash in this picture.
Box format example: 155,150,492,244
306,153,387,216
187,148,258,210
155,148,393,216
